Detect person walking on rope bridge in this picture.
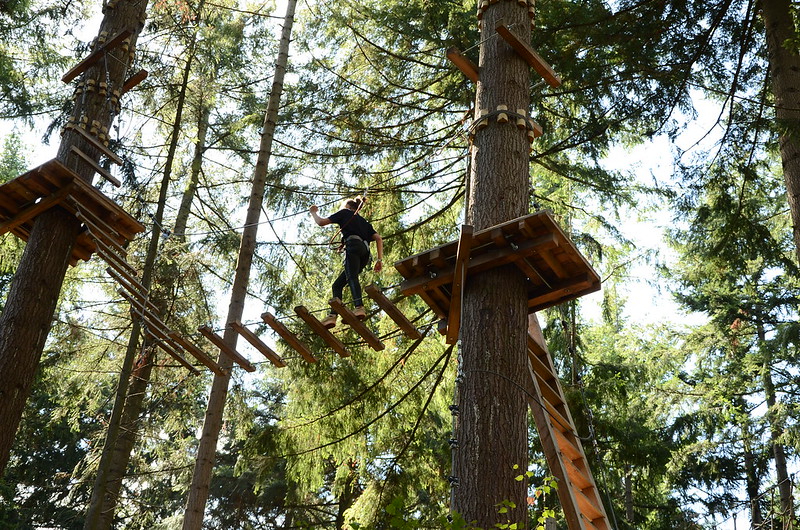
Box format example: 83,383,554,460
310,196,384,328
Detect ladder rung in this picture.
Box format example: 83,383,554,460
329,298,384,351
69,146,121,187
364,284,422,339
62,29,133,83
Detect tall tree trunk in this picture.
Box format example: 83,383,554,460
762,0,800,264
757,324,793,525
0,0,148,477
182,1,297,526
84,30,199,529
174,104,210,241
624,463,634,523
736,396,764,526
452,2,531,528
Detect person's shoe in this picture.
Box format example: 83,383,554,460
353,306,367,321
321,314,338,329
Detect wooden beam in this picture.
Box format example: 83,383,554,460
495,21,561,88
294,306,350,358
167,331,227,377
328,298,385,351
229,320,287,368
0,183,74,236
364,284,422,340
446,225,473,344
261,312,317,363
198,325,256,373
105,267,158,314
74,210,127,255
121,69,148,94
147,331,200,375
69,146,121,187
65,124,123,165
62,29,133,83
446,47,479,83
400,233,558,296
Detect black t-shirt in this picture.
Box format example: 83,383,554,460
328,209,377,242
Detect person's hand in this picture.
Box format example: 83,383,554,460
309,205,318,214
373,259,383,273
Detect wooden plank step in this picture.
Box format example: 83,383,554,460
146,330,200,375
495,21,561,88
563,455,593,491
364,284,422,339
328,298,384,351
229,321,286,368
64,124,123,166
552,424,582,462
573,487,605,523
261,312,317,363
121,69,148,94
294,306,350,358
69,146,121,187
446,47,479,83
446,224,473,344
74,209,127,254
105,267,158,314
198,325,256,372
167,331,227,377
62,29,133,83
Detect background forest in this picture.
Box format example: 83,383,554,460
1,0,799,528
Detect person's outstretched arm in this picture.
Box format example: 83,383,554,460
309,205,331,226
372,233,384,272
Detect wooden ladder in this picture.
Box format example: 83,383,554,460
526,317,611,530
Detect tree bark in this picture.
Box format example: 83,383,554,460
0,0,148,477
182,1,297,526
173,104,210,241
452,2,531,528
762,0,800,264
757,324,793,525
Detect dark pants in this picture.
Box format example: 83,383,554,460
332,238,370,309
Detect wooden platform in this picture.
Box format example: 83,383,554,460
395,210,600,323
0,159,143,265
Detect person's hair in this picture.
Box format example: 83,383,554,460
343,195,364,210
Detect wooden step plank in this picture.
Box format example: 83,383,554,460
495,21,561,88
0,183,74,235
146,330,200,375
563,455,593,491
198,325,256,373
105,267,158,314
261,312,317,363
229,320,287,368
167,331,227,377
552,424,582,462
69,145,121,187
294,305,350,358
328,298,384,351
574,487,605,522
74,209,127,253
62,29,133,83
364,283,422,340
446,47,479,83
446,224,473,345
64,124,124,166
121,69,148,94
